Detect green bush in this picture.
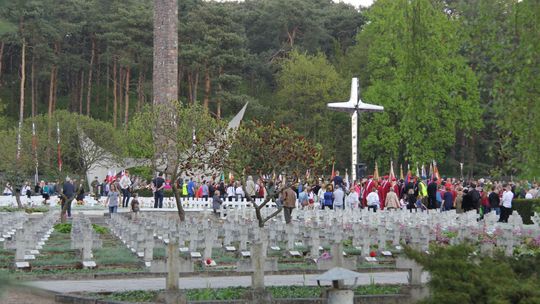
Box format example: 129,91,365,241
512,199,540,224
53,223,72,233
92,224,108,234
136,188,174,197
405,244,540,304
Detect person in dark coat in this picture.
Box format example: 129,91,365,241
427,178,438,209
461,188,474,212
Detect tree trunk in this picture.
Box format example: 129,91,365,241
217,67,223,119
172,183,185,221
113,60,117,128
86,36,96,116
106,61,109,118
0,41,4,86
193,71,199,102
124,65,130,129
187,72,193,103
153,0,178,105
16,38,26,161
118,67,124,126
31,52,36,118
95,55,100,107
79,70,84,115
137,68,143,112
203,66,210,110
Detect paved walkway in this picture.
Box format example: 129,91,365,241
26,272,429,293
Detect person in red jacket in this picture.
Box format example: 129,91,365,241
362,176,376,208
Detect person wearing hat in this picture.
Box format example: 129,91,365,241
379,175,391,210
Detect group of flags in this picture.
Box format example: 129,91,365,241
337,160,444,185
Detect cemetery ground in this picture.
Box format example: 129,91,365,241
1,199,540,303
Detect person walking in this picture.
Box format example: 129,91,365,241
119,171,132,208
499,184,514,223
105,183,120,215
62,177,75,218
282,185,296,224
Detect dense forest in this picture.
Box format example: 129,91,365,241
0,0,538,179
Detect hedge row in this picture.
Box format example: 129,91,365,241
135,188,175,197
512,199,540,224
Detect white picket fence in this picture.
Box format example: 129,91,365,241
0,195,283,211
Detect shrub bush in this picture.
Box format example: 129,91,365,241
512,199,540,224
135,188,174,197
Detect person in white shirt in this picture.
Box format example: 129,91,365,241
234,181,245,201
345,186,359,209
499,185,514,223
366,188,380,212
3,183,12,196
119,171,132,208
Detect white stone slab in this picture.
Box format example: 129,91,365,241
37,241,45,246
225,246,236,252
319,246,324,251
15,262,30,268
294,242,303,247
241,251,251,257
190,252,202,258
271,246,281,251
382,251,392,256
0,238,4,242
179,247,189,252
163,239,169,244
395,245,403,251
29,250,40,255
130,248,136,253
289,250,301,257
365,257,378,262
24,254,36,260
35,245,42,250
145,261,151,267
137,252,144,258
82,261,97,268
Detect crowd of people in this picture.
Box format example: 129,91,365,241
2,169,539,223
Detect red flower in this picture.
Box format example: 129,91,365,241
369,251,377,257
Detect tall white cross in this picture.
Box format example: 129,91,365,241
327,78,384,182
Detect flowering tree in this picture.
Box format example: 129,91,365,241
223,121,326,228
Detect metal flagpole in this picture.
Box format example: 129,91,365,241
57,122,62,172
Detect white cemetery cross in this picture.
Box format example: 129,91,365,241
327,77,384,181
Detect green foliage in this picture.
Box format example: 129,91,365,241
227,120,326,178
512,199,540,225
136,188,173,198
347,0,482,168
405,244,540,304
53,223,71,233
275,50,349,168
91,224,108,234
98,285,401,302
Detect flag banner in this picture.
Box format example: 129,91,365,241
373,162,379,180
389,161,395,180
